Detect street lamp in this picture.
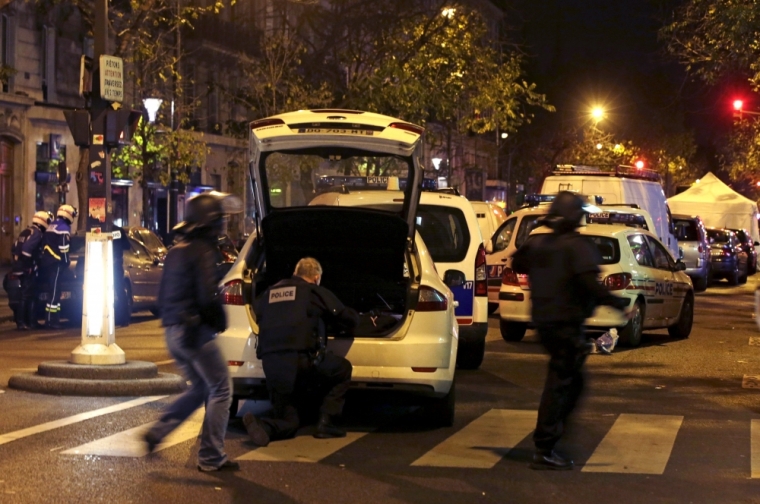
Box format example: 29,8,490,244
591,106,605,122
143,97,163,124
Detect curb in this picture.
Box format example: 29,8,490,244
8,360,187,397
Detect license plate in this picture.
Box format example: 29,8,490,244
61,291,71,300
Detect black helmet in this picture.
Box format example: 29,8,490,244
174,191,242,234
545,191,586,233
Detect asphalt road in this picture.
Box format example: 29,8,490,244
1,278,760,504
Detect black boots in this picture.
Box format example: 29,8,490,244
242,412,271,447
530,450,574,470
314,413,346,439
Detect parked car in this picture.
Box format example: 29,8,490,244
673,214,712,292
706,228,748,286
37,226,167,326
499,223,694,347
217,109,458,426
728,228,758,276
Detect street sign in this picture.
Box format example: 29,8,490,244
99,55,123,102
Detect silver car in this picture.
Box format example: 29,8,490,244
673,214,712,291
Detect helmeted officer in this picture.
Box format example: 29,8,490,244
243,257,359,446
144,191,242,472
39,204,77,328
511,191,630,470
9,210,53,329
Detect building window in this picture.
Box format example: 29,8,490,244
35,142,66,212
1,15,9,93
112,185,129,228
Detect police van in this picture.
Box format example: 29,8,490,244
311,186,489,370
541,165,680,259
498,222,694,347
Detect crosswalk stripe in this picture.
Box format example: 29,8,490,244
236,432,368,463
0,396,166,446
582,413,683,474
751,419,760,478
61,409,204,457
411,409,537,468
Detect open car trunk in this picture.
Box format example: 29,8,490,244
256,207,412,336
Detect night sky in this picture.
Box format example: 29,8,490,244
505,0,735,169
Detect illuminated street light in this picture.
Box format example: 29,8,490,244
142,97,163,124
596,143,603,150
442,7,456,18
432,158,442,170
635,160,645,170
591,106,605,122
501,132,508,139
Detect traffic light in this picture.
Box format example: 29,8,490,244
734,99,744,118
63,109,91,147
635,159,645,170
104,109,142,146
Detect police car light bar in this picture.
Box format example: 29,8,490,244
553,164,661,182
315,175,437,193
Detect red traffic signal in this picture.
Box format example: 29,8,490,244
634,160,645,170
734,99,744,111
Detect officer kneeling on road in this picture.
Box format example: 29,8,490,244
243,257,359,446
8,211,53,329
511,191,630,471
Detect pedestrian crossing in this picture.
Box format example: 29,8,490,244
3,403,760,477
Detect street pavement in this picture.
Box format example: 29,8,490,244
0,278,760,503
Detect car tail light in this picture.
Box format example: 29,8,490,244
250,118,284,130
388,122,425,135
501,267,520,286
228,361,244,366
698,244,703,253
474,243,487,296
723,247,732,256
604,273,632,291
221,279,244,305
417,286,448,311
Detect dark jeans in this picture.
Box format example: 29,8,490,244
42,265,63,324
533,323,589,452
260,351,352,441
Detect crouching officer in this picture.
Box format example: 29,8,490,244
511,191,629,471
40,204,77,329
243,257,359,446
9,211,53,329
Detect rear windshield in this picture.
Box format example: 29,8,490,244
674,219,699,241
584,236,620,265
416,205,470,263
706,229,730,243
261,150,411,208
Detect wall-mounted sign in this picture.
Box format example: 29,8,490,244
99,55,123,102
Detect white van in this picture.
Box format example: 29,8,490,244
541,165,679,258
471,201,508,244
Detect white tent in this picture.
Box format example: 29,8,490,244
668,172,760,244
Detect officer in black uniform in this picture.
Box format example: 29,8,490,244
9,211,53,329
511,191,630,471
243,257,358,446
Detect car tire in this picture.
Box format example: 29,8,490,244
457,338,485,370
668,294,694,340
115,282,133,327
426,379,455,428
488,302,499,314
500,320,527,342
728,269,739,286
620,300,644,347
692,275,707,293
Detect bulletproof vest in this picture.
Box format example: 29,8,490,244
256,278,319,357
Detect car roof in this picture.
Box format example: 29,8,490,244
311,189,475,209
249,109,424,155
532,223,658,240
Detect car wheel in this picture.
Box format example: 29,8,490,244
115,282,133,327
728,269,739,286
426,379,455,428
620,301,644,347
668,294,694,340
488,302,499,314
692,275,707,292
500,320,527,342
457,338,485,370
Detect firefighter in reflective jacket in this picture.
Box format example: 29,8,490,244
39,204,77,328
242,257,359,446
9,211,53,329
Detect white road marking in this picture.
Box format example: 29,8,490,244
0,396,166,446
582,413,683,474
411,409,537,468
61,409,204,457
236,432,367,463
751,419,760,478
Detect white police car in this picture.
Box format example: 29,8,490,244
498,223,694,347
310,188,489,370
216,110,458,426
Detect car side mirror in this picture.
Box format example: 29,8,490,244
485,240,494,254
443,269,466,288
675,261,686,272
